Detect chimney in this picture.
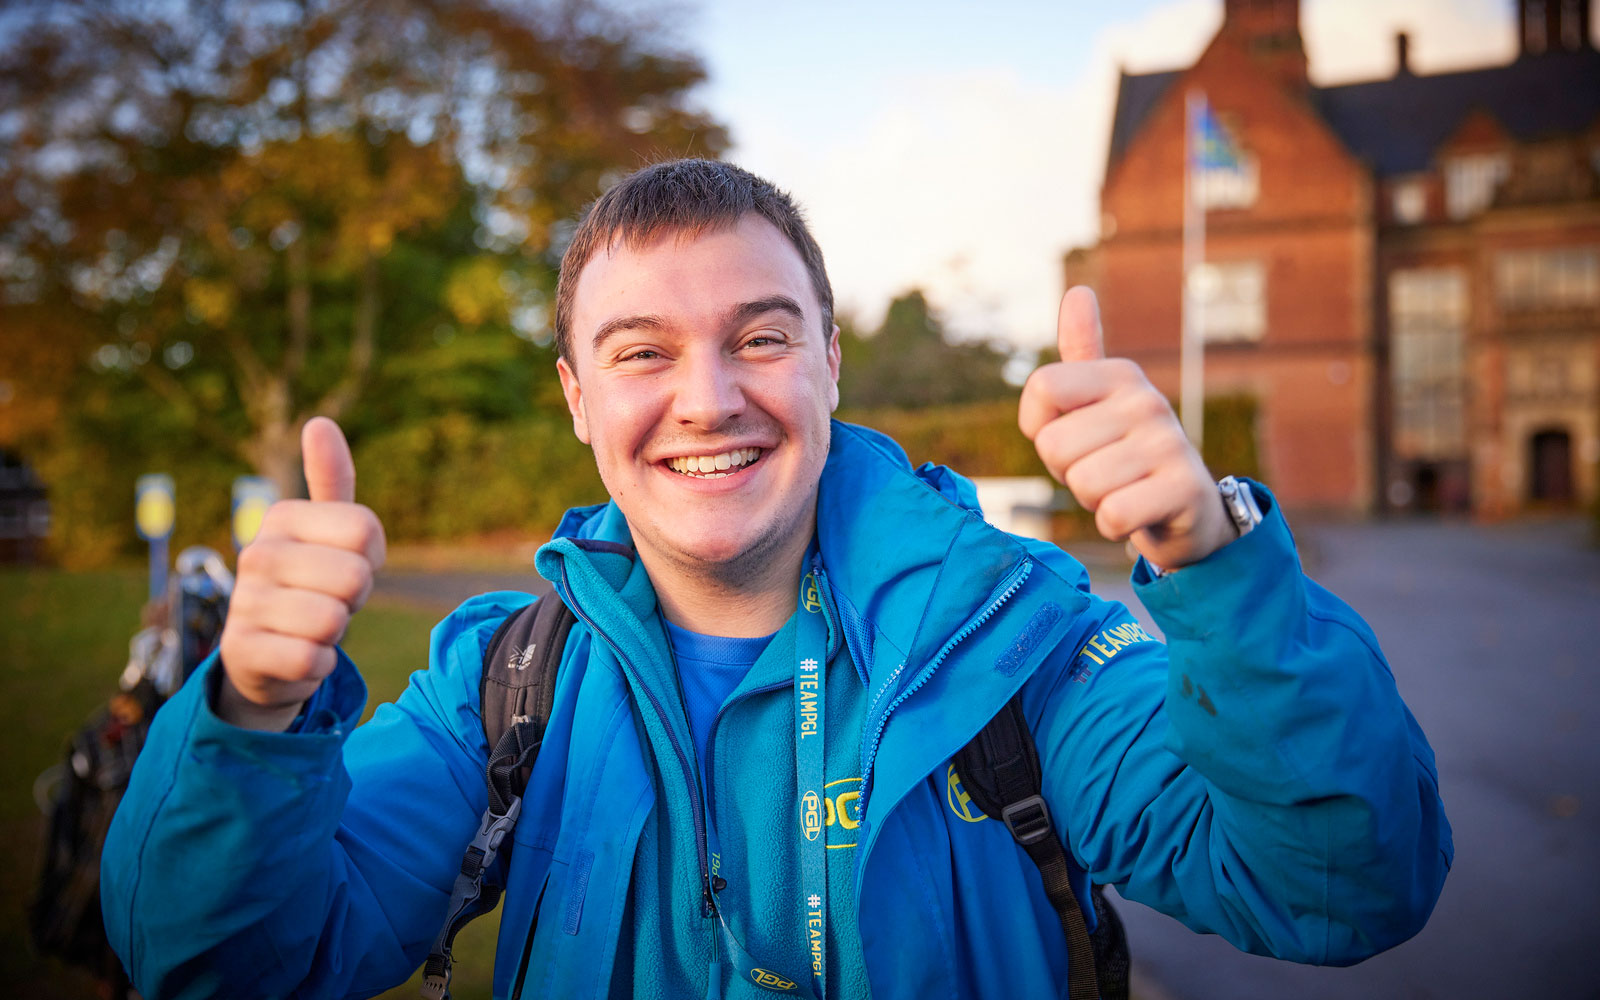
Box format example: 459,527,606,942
1395,32,1412,74
1520,0,1594,55
1222,0,1308,86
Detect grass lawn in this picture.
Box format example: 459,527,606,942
1,567,502,1000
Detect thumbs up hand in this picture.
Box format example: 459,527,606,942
217,417,386,731
1019,287,1235,573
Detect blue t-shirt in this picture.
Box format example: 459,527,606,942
665,620,774,769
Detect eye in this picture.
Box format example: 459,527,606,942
740,333,784,351
621,348,659,362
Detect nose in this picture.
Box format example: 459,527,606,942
671,348,746,429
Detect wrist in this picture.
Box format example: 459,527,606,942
1149,477,1262,575
215,671,306,733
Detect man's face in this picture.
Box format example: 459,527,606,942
557,214,841,585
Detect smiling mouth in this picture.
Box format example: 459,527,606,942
665,447,765,479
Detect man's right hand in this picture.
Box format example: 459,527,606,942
216,417,386,731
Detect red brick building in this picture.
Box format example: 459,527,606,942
1077,0,1600,514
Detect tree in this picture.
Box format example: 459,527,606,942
0,0,727,501
837,290,1016,410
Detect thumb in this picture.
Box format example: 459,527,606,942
1056,286,1105,363
302,417,356,503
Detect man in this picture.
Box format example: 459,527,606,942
103,159,1451,999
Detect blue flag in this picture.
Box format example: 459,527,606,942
1189,97,1241,172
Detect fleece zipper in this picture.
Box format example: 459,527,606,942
556,564,718,917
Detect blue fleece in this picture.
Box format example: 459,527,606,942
612,582,871,999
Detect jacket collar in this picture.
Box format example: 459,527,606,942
535,420,1088,689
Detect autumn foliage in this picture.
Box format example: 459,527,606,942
0,0,725,563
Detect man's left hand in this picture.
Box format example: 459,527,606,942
1019,286,1237,572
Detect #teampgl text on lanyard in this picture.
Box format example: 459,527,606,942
704,559,829,999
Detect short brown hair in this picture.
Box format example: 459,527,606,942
553,159,834,362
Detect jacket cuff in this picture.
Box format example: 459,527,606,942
194,648,367,755
1130,479,1297,640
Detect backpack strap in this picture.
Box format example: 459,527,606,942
952,694,1102,1000
421,594,575,1000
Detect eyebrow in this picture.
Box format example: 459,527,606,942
589,295,808,356
723,295,806,330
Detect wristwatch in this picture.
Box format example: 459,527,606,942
1218,475,1264,537
1146,476,1262,577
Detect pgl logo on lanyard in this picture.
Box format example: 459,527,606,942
801,572,822,613
800,790,823,841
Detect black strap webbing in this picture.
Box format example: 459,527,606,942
952,694,1102,1000
422,595,573,1000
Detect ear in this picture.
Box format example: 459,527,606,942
556,357,591,445
825,324,842,413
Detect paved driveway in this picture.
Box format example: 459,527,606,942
1088,517,1600,1000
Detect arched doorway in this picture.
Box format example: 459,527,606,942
1527,428,1574,505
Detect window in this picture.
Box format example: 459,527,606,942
1560,0,1584,49
1495,247,1600,311
1444,154,1509,219
1525,0,1548,54
1189,260,1266,342
1198,154,1259,211
1392,178,1427,225
1390,269,1468,459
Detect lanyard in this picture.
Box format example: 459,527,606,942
795,564,828,999
705,560,830,999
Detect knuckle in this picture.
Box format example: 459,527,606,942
1105,358,1139,384
1135,388,1169,421
1031,419,1066,464
1063,464,1098,509
259,499,298,533
227,579,267,619
316,602,350,645
286,641,323,679
1146,424,1184,460
1097,497,1130,539
236,540,270,576
346,560,373,602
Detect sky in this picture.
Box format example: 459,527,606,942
654,0,1526,352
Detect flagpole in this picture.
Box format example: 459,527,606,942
1181,90,1205,450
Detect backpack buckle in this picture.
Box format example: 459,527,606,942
1000,794,1054,846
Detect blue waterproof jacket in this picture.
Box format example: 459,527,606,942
102,421,1452,999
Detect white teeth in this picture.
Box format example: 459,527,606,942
667,447,764,477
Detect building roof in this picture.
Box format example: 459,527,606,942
1106,48,1600,180
1106,69,1180,180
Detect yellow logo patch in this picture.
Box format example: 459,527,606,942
751,968,798,990
945,764,987,823
824,777,862,847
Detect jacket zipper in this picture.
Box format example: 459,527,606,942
509,872,552,998
857,559,1032,820
557,564,718,915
